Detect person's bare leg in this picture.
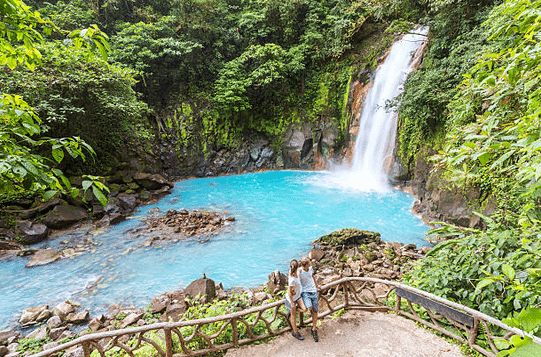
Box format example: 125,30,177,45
311,309,318,330
297,299,308,313
290,308,298,334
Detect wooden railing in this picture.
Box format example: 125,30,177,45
30,277,541,357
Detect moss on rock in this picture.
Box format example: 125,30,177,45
314,228,381,247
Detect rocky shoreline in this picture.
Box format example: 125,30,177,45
0,228,430,357
0,172,175,258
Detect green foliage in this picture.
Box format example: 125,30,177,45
2,41,149,175
404,223,541,320
497,308,541,356
0,0,115,203
432,0,541,229
16,337,52,355
213,43,304,114
37,0,96,32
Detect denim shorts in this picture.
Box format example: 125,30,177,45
284,297,302,311
301,292,319,312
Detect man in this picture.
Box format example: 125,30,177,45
299,256,320,342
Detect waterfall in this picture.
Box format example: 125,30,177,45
349,26,429,191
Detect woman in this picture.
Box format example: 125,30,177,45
285,259,308,340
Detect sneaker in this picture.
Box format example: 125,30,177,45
311,329,319,342
292,332,304,340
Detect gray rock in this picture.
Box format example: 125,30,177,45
48,327,68,341
0,331,20,344
119,313,144,329
150,294,169,314
6,349,20,357
0,346,8,357
65,310,89,324
16,220,49,244
64,346,84,357
52,301,75,319
36,309,51,322
26,325,48,339
267,270,287,294
253,292,269,305
117,193,138,212
7,343,19,354
87,318,103,332
164,304,186,321
25,248,61,268
134,173,173,190
42,342,59,351
250,147,260,161
56,330,76,341
109,213,125,225
47,315,63,329
308,248,325,261
19,304,49,326
184,278,216,303
43,205,87,229
260,147,274,159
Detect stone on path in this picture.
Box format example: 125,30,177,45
224,311,464,357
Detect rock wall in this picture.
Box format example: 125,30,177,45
400,150,498,229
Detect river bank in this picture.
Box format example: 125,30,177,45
0,228,430,356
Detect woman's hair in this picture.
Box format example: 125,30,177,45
289,259,299,275
300,257,310,266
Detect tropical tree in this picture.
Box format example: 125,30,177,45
1,0,110,204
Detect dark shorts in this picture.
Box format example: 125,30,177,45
301,292,319,312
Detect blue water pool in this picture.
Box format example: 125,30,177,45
0,170,428,329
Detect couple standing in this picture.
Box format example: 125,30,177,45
285,256,320,342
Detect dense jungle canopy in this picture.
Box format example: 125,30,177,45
2,0,541,354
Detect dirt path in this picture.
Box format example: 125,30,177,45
225,311,465,357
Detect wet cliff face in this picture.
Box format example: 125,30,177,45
404,150,498,229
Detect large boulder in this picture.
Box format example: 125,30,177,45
25,248,61,267
0,330,21,344
150,294,169,314
133,173,173,191
184,277,216,303
65,310,89,324
116,193,138,212
19,304,49,326
119,312,143,329
16,220,49,244
43,205,88,229
52,301,76,319
267,270,287,294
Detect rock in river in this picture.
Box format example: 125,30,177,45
25,248,61,267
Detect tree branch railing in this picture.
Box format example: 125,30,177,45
30,277,541,357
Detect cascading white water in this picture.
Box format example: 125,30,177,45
347,26,429,191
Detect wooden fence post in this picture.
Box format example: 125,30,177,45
232,318,239,346
468,318,479,346
82,342,91,357
164,328,173,357
395,295,402,313
343,283,349,309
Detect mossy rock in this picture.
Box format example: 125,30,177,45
314,228,381,247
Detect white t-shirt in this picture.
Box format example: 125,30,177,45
299,265,317,293
288,274,302,302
